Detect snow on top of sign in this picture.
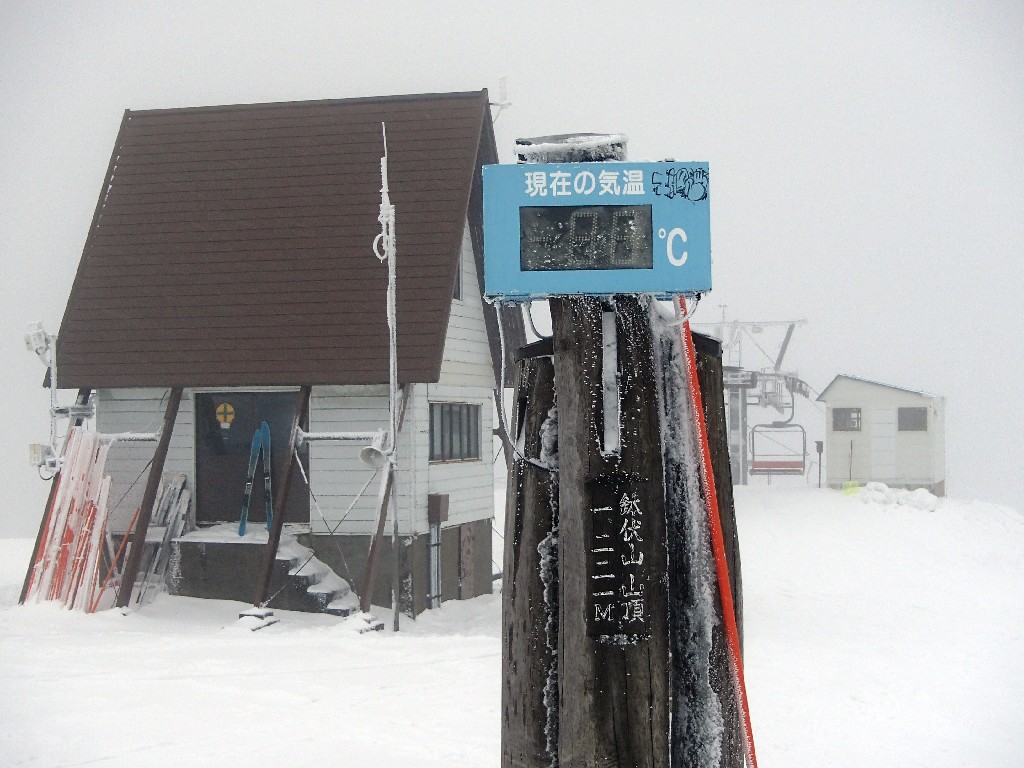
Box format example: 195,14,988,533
515,133,628,163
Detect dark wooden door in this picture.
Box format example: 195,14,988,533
194,391,309,525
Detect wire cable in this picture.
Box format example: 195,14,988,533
495,301,558,473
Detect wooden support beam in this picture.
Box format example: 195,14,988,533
255,385,312,607
115,387,183,608
360,465,394,613
20,388,92,605
501,352,558,768
693,332,746,766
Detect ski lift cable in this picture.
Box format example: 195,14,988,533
293,447,379,537
107,457,155,516
291,446,380,584
751,427,804,455
744,328,779,370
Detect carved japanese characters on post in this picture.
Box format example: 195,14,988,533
587,473,651,644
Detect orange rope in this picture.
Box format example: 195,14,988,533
676,296,758,768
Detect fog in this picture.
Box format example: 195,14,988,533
2,1,1021,535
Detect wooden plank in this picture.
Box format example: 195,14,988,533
68,282,447,307
501,355,558,768
550,296,669,767
112,135,478,167
87,217,458,243
77,231,451,257
98,195,461,222
101,174,468,202
119,119,480,150
658,325,746,767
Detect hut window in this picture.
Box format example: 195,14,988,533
429,402,481,461
832,407,862,431
898,407,928,431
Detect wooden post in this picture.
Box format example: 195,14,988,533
359,466,394,613
501,348,558,768
115,387,183,608
551,295,670,767
657,322,747,768
694,333,745,767
255,385,312,607
693,333,743,645
20,388,92,605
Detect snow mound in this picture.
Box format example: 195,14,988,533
859,482,940,510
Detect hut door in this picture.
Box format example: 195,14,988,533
194,391,309,525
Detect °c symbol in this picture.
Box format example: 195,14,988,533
665,227,688,267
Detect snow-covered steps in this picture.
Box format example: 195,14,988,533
169,524,363,617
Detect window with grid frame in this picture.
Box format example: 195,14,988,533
832,407,862,431
429,402,481,461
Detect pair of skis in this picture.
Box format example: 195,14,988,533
239,421,273,536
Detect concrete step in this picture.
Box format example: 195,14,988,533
170,524,362,616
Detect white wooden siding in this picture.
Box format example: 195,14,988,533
424,384,495,529
437,223,496,389
308,384,421,536
429,221,497,530
96,388,194,533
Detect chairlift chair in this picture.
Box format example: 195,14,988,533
749,422,807,476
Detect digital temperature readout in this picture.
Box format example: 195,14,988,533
483,161,711,300
519,205,653,272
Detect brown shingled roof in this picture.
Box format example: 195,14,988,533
56,90,502,389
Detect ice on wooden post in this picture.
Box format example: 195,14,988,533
600,308,621,457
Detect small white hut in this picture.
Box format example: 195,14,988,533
817,375,946,495
47,91,525,615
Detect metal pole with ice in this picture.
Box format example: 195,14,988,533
364,124,404,631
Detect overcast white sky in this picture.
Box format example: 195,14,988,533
2,1,1022,535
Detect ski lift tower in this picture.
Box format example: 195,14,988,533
696,316,809,483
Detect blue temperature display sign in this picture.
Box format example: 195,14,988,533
483,161,711,300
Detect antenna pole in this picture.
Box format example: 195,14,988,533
372,123,402,631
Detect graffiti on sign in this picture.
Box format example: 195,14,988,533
587,473,650,644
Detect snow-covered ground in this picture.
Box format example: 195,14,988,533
2,487,1022,767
